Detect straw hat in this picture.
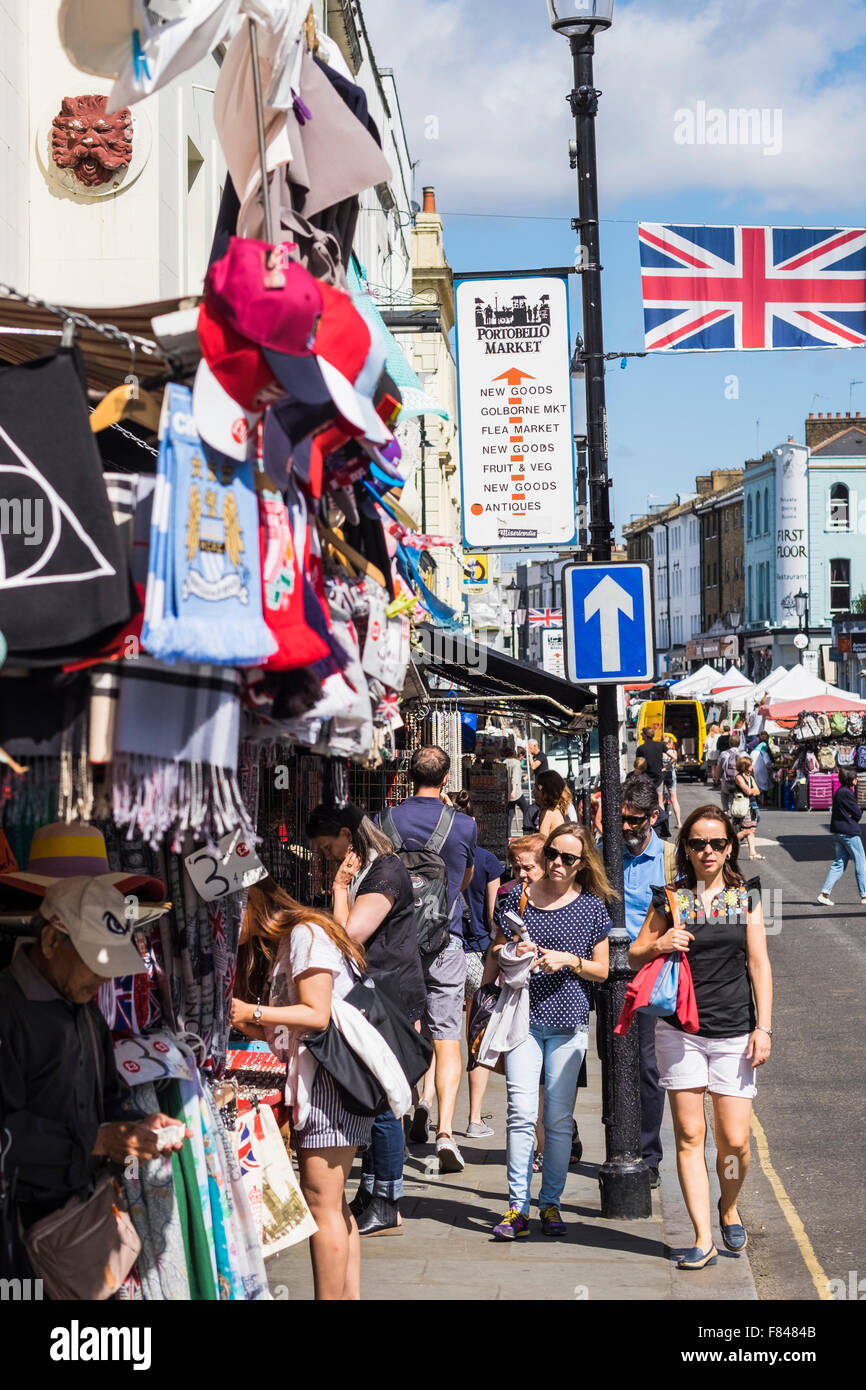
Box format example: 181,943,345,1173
0,822,169,923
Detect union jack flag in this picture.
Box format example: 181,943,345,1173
529,608,562,627
639,224,866,351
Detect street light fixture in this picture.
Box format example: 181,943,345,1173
794,588,810,666
548,0,647,1222
547,0,615,35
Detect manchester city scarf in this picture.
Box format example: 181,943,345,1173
143,385,276,666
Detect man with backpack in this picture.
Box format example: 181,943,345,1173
379,746,477,1173
718,738,744,814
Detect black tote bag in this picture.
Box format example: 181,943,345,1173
305,969,433,1117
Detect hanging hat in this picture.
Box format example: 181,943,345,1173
58,0,241,112
192,358,260,462
197,299,283,413
0,822,168,922
205,240,393,446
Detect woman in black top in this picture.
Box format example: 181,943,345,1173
817,767,866,906
629,805,773,1270
306,802,425,1238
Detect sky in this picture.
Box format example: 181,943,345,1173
362,0,866,534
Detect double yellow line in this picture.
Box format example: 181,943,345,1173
751,1112,832,1300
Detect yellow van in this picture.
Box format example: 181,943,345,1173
635,700,707,780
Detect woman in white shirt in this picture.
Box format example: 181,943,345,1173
232,879,368,1301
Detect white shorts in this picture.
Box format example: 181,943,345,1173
654,1019,757,1099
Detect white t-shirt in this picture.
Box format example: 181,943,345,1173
267,923,356,1061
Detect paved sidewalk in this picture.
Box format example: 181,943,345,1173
268,1046,757,1301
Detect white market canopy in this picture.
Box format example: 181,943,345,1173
708,666,754,694
669,665,720,697
753,663,856,707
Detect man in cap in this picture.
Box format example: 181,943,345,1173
0,876,187,1234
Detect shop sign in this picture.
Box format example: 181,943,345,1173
463,554,489,586
774,440,809,626
542,627,565,679
454,272,577,552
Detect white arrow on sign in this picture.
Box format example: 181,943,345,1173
583,575,634,671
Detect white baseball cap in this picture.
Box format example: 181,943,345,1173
193,358,260,462
41,876,148,978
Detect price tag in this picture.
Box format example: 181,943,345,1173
184,830,268,903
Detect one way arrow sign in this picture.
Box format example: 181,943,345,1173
563,563,654,685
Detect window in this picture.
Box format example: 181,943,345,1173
725,559,730,582
747,566,752,620
830,558,851,613
829,483,850,530
764,487,770,535
724,510,730,532
747,495,753,538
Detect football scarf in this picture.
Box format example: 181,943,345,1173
142,384,276,666
0,351,133,658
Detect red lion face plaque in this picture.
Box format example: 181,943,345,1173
51,95,133,189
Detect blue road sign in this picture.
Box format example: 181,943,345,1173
563,563,654,685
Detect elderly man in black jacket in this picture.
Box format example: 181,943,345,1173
0,876,186,1239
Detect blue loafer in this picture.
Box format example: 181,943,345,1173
718,1198,748,1252
676,1245,718,1270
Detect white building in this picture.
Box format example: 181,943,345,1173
0,0,224,306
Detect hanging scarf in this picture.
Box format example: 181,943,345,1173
143,384,276,666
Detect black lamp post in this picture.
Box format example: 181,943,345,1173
794,588,810,665
548,0,650,1220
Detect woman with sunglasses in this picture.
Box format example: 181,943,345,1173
628,805,773,1271
489,823,615,1240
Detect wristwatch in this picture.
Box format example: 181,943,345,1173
253,1000,263,1024
756,1025,772,1036
571,958,583,977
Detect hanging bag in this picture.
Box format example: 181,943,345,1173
817,745,837,771
22,1012,141,1300
837,743,856,766
847,713,863,738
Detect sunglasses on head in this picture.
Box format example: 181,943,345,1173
543,846,580,867
621,813,649,828
686,836,729,853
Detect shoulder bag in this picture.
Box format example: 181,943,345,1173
304,969,433,1117
465,885,528,1076
23,1010,141,1300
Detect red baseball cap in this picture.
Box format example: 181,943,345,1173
205,238,323,355
197,299,284,413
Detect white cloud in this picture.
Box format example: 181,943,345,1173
362,0,866,214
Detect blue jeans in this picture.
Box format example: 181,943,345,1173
821,834,866,897
504,1025,588,1214
360,1107,404,1201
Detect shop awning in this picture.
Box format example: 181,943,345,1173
410,624,595,726
0,292,185,394
758,692,866,726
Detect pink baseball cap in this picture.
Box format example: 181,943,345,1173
205,238,322,357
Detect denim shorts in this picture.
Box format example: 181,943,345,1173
420,937,467,1041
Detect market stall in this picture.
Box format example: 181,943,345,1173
0,2,469,1300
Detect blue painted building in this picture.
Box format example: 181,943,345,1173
805,416,866,638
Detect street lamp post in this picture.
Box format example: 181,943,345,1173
727,608,741,666
548,0,650,1220
794,589,810,665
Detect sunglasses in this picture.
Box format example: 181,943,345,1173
543,846,581,867
621,813,649,828
686,837,729,853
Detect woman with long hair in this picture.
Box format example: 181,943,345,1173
533,769,575,840
231,878,368,1300
305,803,425,1238
490,823,614,1240
662,734,682,829
628,805,773,1271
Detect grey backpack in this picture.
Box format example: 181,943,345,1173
380,805,456,958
